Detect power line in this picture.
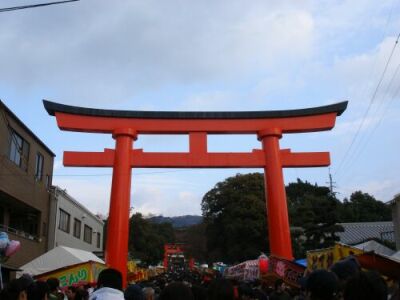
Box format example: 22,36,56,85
0,0,79,13
0,169,199,177
339,47,400,183
334,32,400,178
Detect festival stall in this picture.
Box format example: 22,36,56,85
306,242,400,279
127,261,149,283
18,246,104,277
35,261,106,288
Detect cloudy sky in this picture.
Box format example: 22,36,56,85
2,0,400,217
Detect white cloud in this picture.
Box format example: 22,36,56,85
52,177,112,216
340,178,400,202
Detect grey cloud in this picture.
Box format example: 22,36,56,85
0,0,314,105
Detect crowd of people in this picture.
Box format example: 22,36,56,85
1,256,399,300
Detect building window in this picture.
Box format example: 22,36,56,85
96,232,101,248
9,128,30,171
73,219,81,239
42,222,47,236
84,225,92,244
59,209,70,233
45,175,51,189
35,153,44,181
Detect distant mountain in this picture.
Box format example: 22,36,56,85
148,215,203,228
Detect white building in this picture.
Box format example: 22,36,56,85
48,186,104,253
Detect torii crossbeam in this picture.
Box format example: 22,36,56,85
44,100,347,286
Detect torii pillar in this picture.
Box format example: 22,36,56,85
43,100,347,286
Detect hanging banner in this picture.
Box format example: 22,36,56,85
266,256,305,288
224,259,260,281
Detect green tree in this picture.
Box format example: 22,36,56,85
128,213,175,265
185,222,208,263
286,179,343,256
201,173,268,264
338,191,391,222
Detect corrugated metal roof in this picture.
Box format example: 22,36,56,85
337,222,394,245
354,240,395,256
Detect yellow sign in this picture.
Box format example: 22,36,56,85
307,243,363,272
35,261,106,288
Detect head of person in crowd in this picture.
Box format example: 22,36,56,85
305,269,338,300
142,287,154,300
274,279,287,294
46,278,60,300
238,283,255,300
74,289,89,300
330,256,360,283
124,284,144,300
96,268,123,291
27,281,50,300
2,277,29,300
191,284,207,300
207,279,234,300
343,270,388,300
89,268,124,300
66,286,77,300
159,282,194,300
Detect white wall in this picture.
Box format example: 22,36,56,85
49,187,104,252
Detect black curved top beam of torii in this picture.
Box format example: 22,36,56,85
43,99,348,119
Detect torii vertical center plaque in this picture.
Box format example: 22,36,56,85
44,100,347,285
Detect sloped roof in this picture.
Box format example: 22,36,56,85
337,222,394,245
18,246,104,276
391,251,400,262
354,240,395,256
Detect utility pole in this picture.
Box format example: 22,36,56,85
326,168,337,196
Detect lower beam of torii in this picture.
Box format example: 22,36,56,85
43,99,347,287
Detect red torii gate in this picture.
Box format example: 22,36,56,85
43,100,347,285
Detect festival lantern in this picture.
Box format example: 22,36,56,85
259,255,269,274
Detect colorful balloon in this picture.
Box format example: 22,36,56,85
5,240,21,257
0,232,9,251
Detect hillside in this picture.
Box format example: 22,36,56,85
148,215,202,228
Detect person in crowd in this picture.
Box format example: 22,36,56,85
66,286,77,300
27,281,50,300
74,289,89,300
46,278,61,300
251,280,268,300
304,269,338,300
389,279,400,300
89,268,124,300
330,256,360,293
124,284,144,300
159,282,194,300
1,277,29,300
343,270,388,300
269,279,291,300
207,278,234,300
142,287,155,300
191,284,207,300
238,283,256,300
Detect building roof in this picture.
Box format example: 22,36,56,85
337,222,394,245
354,240,396,256
0,100,55,157
43,99,348,119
